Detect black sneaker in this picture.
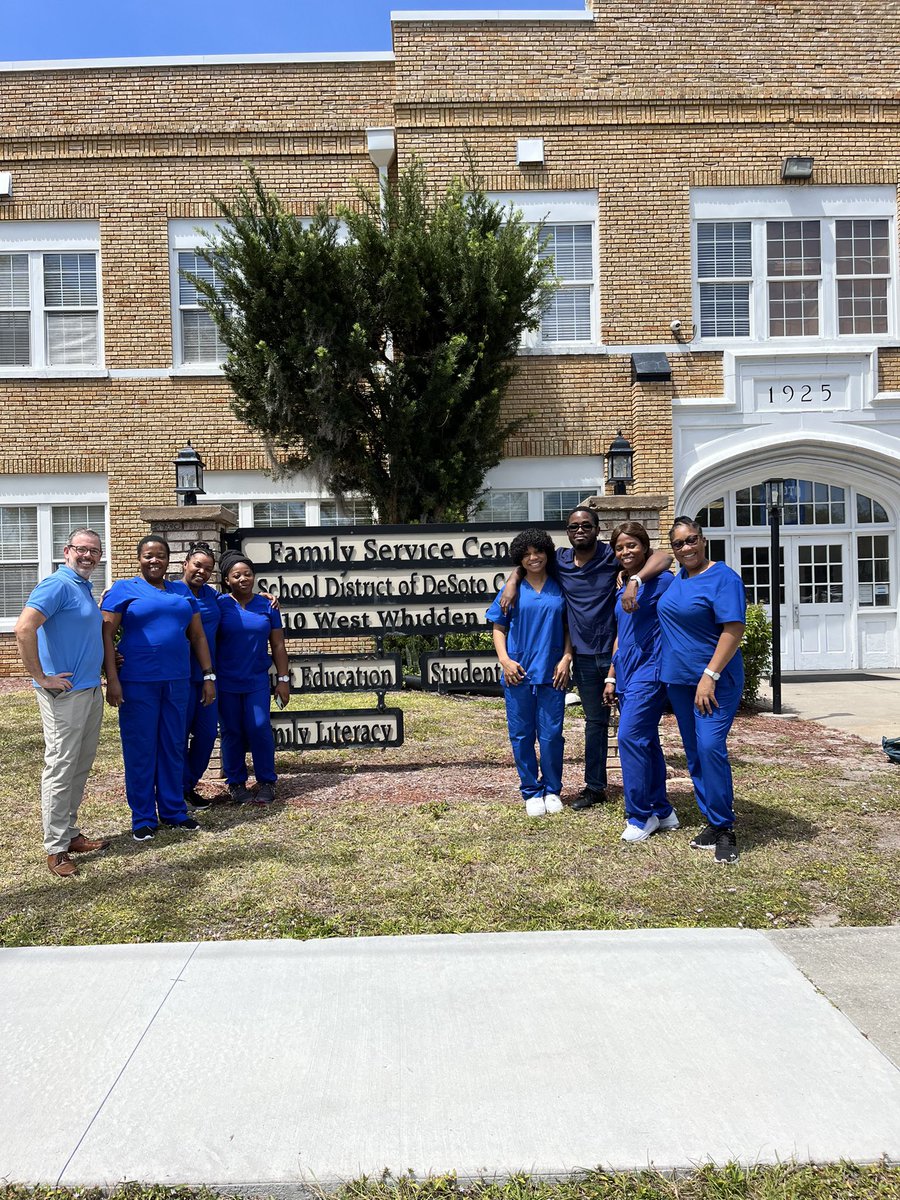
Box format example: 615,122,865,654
715,828,739,864
689,824,719,850
161,817,200,831
184,789,212,811
228,782,253,805
133,826,155,842
253,781,276,804
570,787,607,811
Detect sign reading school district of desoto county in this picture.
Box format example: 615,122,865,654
235,522,559,637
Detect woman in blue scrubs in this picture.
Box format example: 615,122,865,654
656,517,746,865
170,542,222,810
486,529,573,817
602,521,678,843
102,535,215,841
216,551,290,805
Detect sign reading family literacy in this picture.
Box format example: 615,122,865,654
234,522,554,637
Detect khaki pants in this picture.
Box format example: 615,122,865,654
35,685,104,854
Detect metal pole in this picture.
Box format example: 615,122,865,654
770,503,782,715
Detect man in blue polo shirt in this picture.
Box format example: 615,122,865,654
15,527,110,877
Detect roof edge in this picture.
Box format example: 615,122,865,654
0,50,395,73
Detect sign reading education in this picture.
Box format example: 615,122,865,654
285,653,402,694
231,521,559,639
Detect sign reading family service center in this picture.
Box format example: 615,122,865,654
271,708,404,750
232,521,558,638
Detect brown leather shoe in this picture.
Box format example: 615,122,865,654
68,834,111,853
48,852,77,878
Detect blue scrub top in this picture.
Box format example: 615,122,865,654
613,571,672,694
170,580,221,682
554,543,618,657
657,561,746,687
25,565,103,690
216,592,283,691
486,576,567,687
101,577,200,682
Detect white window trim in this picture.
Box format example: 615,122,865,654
0,220,104,376
169,218,228,374
203,469,373,527
0,474,109,633
491,190,600,351
691,186,899,351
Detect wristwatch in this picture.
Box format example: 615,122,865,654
703,667,721,681
203,672,216,681
277,675,290,683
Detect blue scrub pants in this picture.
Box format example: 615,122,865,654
183,680,219,791
572,652,611,791
218,680,276,785
118,678,190,830
617,682,674,827
504,683,566,800
666,677,742,829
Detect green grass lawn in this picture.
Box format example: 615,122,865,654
4,1163,900,1200
1,685,899,946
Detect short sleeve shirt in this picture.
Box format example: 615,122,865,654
486,576,566,686
612,571,672,694
657,561,746,687
25,566,103,690
101,577,200,682
215,593,284,691
170,580,221,682
554,543,619,657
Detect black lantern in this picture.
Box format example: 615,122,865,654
606,431,634,496
173,441,205,506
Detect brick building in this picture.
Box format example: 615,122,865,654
2,0,899,672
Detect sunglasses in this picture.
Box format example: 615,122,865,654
566,521,596,533
670,534,701,551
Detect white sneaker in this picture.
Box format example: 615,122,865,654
657,812,680,831
620,814,660,842
525,796,547,817
544,793,563,814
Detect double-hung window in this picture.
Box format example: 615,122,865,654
0,222,101,370
491,191,598,348
692,187,897,344
169,220,228,369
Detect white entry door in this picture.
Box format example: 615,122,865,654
790,536,854,670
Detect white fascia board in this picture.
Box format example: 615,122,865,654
691,185,897,220
0,51,394,73
392,9,592,21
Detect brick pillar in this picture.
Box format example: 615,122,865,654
138,505,238,782
580,495,672,550
630,380,675,534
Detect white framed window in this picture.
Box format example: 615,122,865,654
0,477,108,629
692,187,897,345
491,192,599,348
169,219,228,371
319,498,374,526
203,470,374,528
474,490,529,522
0,222,102,372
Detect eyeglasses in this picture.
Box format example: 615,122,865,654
670,534,701,551
67,545,103,557
566,521,596,533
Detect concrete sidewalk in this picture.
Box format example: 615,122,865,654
759,670,900,744
1,927,898,1192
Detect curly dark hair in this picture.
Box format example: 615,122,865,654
509,528,556,566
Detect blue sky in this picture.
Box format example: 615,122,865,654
4,0,581,61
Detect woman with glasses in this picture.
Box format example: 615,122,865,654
101,535,215,841
656,517,746,864
603,521,678,842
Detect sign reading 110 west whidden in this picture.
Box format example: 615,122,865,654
236,521,557,637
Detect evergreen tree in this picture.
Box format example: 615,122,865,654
190,164,554,523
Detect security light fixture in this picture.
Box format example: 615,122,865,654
606,431,634,496
174,441,206,506
781,156,814,181
516,138,545,167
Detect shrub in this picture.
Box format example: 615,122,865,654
741,603,772,706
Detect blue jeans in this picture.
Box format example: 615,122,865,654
572,652,611,792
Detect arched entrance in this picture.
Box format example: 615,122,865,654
678,451,899,671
